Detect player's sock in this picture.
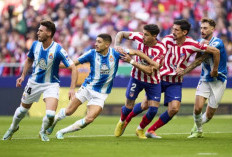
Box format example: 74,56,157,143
201,112,210,125
40,110,55,133
139,106,158,129
147,110,172,132
193,113,202,132
120,106,132,121
10,105,28,130
59,118,89,134
125,103,143,123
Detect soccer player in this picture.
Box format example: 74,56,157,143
176,18,227,138
45,34,123,139
114,24,166,139
144,19,220,138
2,20,77,141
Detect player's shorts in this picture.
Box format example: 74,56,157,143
126,77,161,102
21,79,60,104
161,81,182,106
195,80,227,108
75,86,108,108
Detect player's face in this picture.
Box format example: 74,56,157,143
201,22,214,40
143,30,155,46
172,24,187,40
95,37,109,53
37,25,51,42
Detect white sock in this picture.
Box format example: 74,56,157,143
10,105,28,130
59,118,89,134
40,110,56,133
193,113,202,132
137,125,142,130
202,112,210,124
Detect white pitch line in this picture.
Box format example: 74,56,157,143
2,131,231,140
198,153,218,156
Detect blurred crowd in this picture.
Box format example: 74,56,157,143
0,0,232,76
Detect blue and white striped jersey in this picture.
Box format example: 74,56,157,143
78,47,121,94
198,37,227,82
27,41,73,83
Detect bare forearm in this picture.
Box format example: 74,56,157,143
21,58,33,77
183,53,210,75
114,31,130,47
70,65,78,89
212,50,220,70
131,60,154,75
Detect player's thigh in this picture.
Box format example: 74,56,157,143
208,80,227,109
126,77,144,100
161,81,182,106
21,80,43,105
144,83,161,102
85,105,103,122
194,95,207,113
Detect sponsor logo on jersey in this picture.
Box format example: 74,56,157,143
38,58,47,70
100,63,109,75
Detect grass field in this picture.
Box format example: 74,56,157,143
0,116,232,157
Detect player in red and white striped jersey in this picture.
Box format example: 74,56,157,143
114,24,166,138
145,19,220,138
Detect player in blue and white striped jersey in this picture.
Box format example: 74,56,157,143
45,34,122,139
2,20,77,142
177,18,227,138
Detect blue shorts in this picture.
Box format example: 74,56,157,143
161,81,182,106
126,77,161,102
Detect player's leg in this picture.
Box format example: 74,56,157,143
137,83,161,139
56,90,106,139
147,81,181,138
202,80,226,124
46,87,85,135
3,80,40,140
2,102,32,140
114,77,143,137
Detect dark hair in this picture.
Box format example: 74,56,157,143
40,20,56,37
201,18,216,28
97,33,112,44
143,24,160,36
174,19,191,35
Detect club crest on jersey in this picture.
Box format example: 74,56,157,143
49,53,53,59
100,63,109,75
129,92,134,97
109,55,114,62
38,58,47,70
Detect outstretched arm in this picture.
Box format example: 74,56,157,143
16,57,33,87
67,64,78,100
176,53,210,76
121,53,155,75
114,31,131,47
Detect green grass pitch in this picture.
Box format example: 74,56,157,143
0,116,231,157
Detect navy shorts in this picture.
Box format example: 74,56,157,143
126,77,161,102
161,81,182,106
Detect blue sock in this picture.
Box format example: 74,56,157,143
160,110,172,124
145,106,158,120
121,106,132,121
133,103,143,114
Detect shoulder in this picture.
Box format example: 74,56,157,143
211,37,224,48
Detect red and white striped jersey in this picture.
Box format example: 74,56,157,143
129,32,166,84
160,35,207,83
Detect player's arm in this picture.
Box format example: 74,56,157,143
176,53,210,76
204,45,220,77
114,31,131,47
16,57,33,87
121,53,155,75
67,63,78,100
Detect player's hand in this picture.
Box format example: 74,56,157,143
176,67,185,76
16,76,25,87
210,69,218,77
121,53,132,63
115,46,127,56
68,88,76,100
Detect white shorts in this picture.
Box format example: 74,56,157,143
21,79,60,104
195,80,227,108
75,86,108,108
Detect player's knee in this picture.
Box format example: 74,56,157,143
85,117,95,123
65,108,75,116
194,107,202,115
169,107,179,116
